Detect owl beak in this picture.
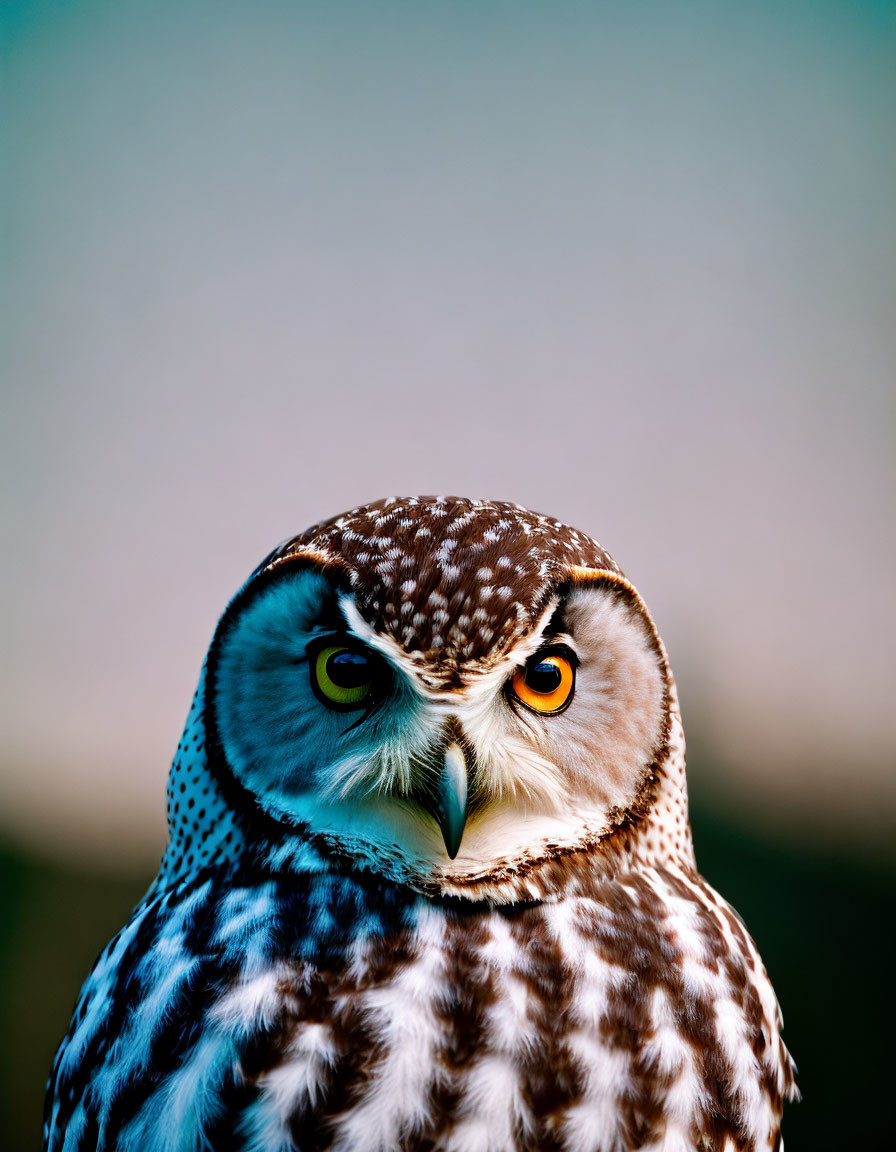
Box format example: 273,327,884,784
436,741,469,859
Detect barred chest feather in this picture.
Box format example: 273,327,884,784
45,857,794,1152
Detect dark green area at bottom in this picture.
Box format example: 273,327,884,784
1,808,892,1151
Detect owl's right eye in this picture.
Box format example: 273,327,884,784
307,637,384,711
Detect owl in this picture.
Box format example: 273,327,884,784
44,496,796,1152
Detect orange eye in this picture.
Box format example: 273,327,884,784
510,651,576,715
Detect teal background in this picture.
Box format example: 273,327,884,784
3,1,894,1148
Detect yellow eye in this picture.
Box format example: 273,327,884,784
310,641,379,711
510,651,576,714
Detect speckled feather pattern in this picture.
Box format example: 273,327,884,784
44,497,796,1151
274,496,622,685
45,860,793,1152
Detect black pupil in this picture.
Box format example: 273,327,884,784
327,650,371,689
526,660,562,694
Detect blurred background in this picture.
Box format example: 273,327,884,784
2,0,894,1148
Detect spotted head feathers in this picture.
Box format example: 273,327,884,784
166,496,690,901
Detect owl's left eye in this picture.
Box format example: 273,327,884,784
509,647,577,715
308,638,384,711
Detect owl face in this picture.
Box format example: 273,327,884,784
206,498,671,880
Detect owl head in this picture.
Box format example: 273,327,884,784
164,497,692,900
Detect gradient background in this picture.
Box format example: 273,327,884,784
2,1,894,1148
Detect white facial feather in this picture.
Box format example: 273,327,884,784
531,585,666,806
212,568,667,877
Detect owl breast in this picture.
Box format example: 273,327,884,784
45,858,793,1152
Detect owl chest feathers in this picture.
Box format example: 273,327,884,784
46,857,794,1152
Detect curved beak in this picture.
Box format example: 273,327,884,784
436,741,469,859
